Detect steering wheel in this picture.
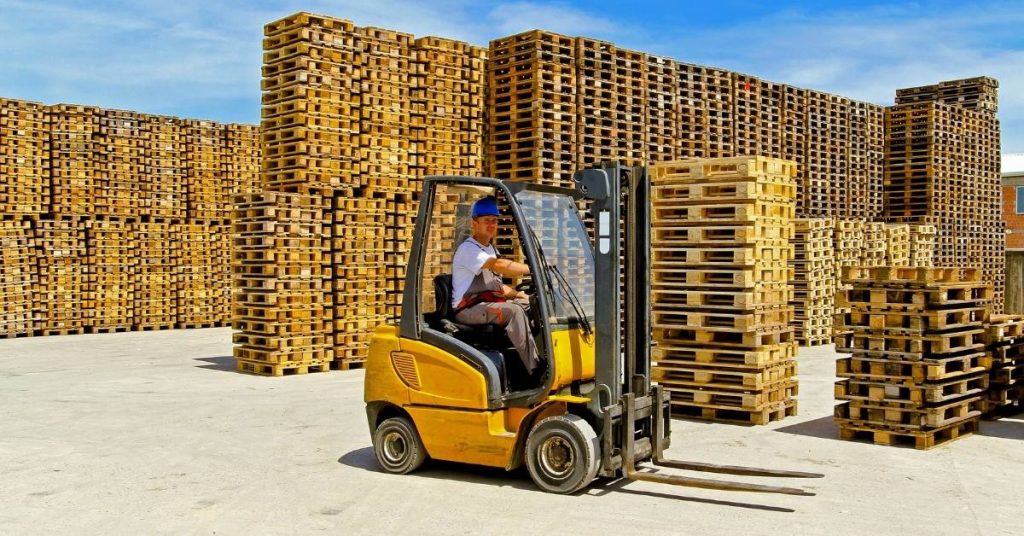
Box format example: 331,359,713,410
515,278,535,294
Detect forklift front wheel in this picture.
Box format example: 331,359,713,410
525,414,600,494
373,416,427,474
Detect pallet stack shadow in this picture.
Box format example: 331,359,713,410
886,77,1004,311
250,12,487,373
982,315,1024,414
835,267,992,449
650,157,798,425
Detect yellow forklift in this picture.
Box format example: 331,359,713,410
363,162,822,495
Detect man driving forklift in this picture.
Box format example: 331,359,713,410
450,196,542,379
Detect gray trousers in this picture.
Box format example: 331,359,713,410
455,299,540,373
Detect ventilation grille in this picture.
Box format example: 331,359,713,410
390,351,421,390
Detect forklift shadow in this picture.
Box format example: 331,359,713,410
194,355,235,372
585,474,795,512
773,416,840,441
338,447,537,491
340,447,795,510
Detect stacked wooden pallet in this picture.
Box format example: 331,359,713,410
331,189,389,366
651,157,798,425
133,222,178,330
1,98,49,215
791,219,834,345
885,86,1004,310
488,30,577,186
232,192,331,375
145,115,186,220
183,120,228,221
0,220,37,337
909,224,936,267
48,104,99,217
860,222,887,268
85,219,135,332
646,55,678,163
896,76,998,113
676,63,734,159
982,315,1024,415
732,74,783,160
575,38,646,170
884,223,911,266
97,110,146,219
835,267,991,449
176,223,226,328
33,218,87,335
223,124,261,197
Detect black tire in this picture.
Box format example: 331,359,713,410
525,414,600,494
372,416,428,474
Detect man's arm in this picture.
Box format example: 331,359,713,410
483,257,530,277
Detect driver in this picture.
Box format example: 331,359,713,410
451,196,541,377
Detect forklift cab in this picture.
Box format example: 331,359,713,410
401,177,597,404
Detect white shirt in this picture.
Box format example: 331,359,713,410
451,237,498,308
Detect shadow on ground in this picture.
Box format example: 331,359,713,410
978,414,1024,440
774,416,839,441
194,355,235,372
339,447,794,511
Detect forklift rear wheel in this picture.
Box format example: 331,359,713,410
525,414,600,494
373,416,427,474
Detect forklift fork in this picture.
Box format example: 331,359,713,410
620,391,824,497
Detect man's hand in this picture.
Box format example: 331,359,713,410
502,284,528,300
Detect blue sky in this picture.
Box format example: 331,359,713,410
2,0,1022,156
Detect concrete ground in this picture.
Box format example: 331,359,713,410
1,328,1022,535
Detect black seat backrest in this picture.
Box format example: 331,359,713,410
434,274,454,320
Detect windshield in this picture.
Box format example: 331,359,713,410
514,190,595,324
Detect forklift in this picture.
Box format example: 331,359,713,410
362,162,823,496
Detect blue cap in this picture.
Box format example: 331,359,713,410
471,196,500,218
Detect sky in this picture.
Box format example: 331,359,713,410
2,0,1022,166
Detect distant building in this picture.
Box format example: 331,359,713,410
1004,167,1024,250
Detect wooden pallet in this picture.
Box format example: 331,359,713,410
837,415,980,449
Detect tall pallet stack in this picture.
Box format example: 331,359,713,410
224,124,262,198
835,267,991,449
33,219,87,335
145,115,186,220
909,224,936,267
48,104,98,217
133,222,178,329
575,38,648,170
0,220,37,337
651,157,798,425
791,219,835,345
488,30,577,185
356,25,416,323
1,98,49,216
886,77,1003,311
732,74,783,160
260,13,355,369
783,87,809,211
232,192,331,375
409,37,488,313
982,315,1024,415
85,220,135,332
